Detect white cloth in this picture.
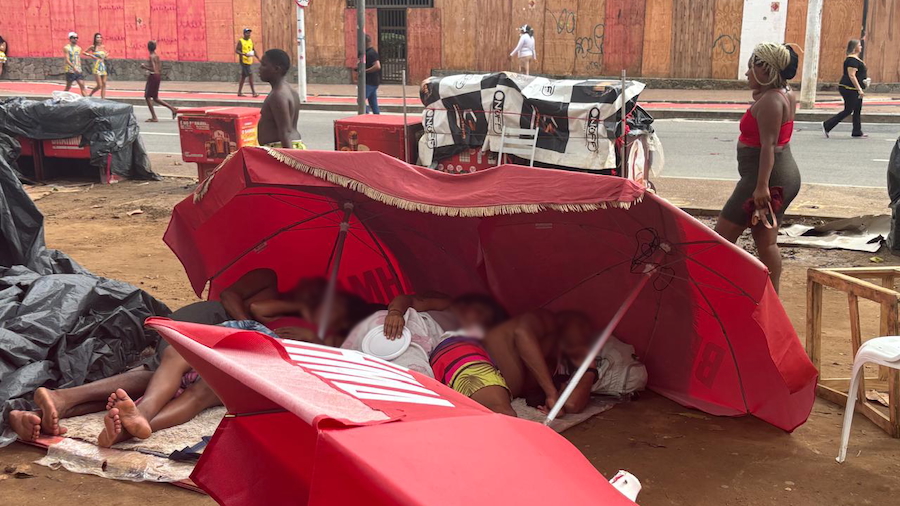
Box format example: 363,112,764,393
558,336,648,397
343,309,448,378
510,34,536,59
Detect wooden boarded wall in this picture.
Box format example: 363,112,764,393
603,0,645,76
641,0,673,77
784,0,808,78
865,0,900,83
261,0,296,63
306,0,346,67
573,0,605,76
0,0,30,56
343,8,377,69
98,0,126,60
231,0,261,58
511,0,547,74
177,0,207,61
475,0,513,73
150,0,178,59
205,0,235,62
671,0,715,79
711,0,743,79
433,0,475,71
50,0,77,53
124,0,152,60
407,8,441,82
818,0,864,81
542,0,578,75
25,0,53,58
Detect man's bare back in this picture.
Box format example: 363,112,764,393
483,310,558,400
259,83,300,146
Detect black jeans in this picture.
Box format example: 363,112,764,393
824,87,864,136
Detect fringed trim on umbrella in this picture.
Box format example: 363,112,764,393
193,151,239,202
196,146,640,216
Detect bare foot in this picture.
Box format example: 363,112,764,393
9,411,41,442
97,408,122,447
171,109,178,120
252,93,259,98
146,118,158,123
237,93,246,97
109,389,151,440
34,387,67,436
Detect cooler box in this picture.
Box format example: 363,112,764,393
178,107,261,180
17,136,37,157
41,136,91,159
435,149,498,174
334,115,423,164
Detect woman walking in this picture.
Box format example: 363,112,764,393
0,36,8,78
716,43,800,293
86,33,109,99
510,25,536,75
823,39,868,138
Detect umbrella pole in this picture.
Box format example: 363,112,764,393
543,266,654,426
318,203,355,341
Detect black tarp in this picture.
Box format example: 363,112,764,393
0,96,159,180
0,132,169,445
888,135,900,253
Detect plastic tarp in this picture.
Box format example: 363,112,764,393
0,97,159,180
0,132,169,446
888,135,900,252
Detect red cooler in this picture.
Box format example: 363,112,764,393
41,136,91,159
178,107,261,180
435,149,499,174
334,115,423,164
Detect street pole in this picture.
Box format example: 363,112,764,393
296,0,308,103
357,0,366,115
800,0,824,110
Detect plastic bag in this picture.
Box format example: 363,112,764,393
51,91,82,103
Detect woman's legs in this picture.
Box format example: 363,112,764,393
101,75,107,99
751,224,782,292
714,215,746,244
89,74,101,96
823,88,857,133
852,92,864,136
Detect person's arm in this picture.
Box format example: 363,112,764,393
268,91,297,149
235,41,245,57
219,268,279,320
513,313,559,408
383,292,452,338
556,369,599,415
510,34,525,57
847,65,864,97
752,95,783,210
249,299,303,324
365,51,381,73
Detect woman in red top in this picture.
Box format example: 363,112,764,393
716,43,800,293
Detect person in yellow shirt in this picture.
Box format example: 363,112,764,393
235,28,261,97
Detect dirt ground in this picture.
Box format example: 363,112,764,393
2,177,900,505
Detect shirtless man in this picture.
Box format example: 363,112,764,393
257,49,304,149
141,40,177,122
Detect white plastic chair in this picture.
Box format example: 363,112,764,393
836,335,900,463
497,126,539,167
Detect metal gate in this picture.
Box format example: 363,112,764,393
377,9,407,84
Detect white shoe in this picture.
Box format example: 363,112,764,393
822,122,830,138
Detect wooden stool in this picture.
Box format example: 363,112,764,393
806,267,900,437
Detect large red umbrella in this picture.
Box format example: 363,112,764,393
146,318,638,505
164,147,817,432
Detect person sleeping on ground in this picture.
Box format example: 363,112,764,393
341,292,508,377
7,271,367,444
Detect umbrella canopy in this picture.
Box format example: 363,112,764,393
146,318,638,505
164,147,817,431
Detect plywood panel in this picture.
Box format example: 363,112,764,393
819,0,863,82
711,0,743,79
177,0,207,61
25,0,53,57
641,0,672,77
306,0,345,67
672,0,716,78
150,0,178,59
232,0,261,55
74,0,100,55
574,0,605,76
435,0,475,70
343,8,377,69
261,0,296,64
124,0,152,60
604,0,645,75
1,0,31,56
98,0,126,59
511,0,546,74
205,0,235,62
407,8,441,82
865,0,900,83
49,0,77,51
475,0,512,72
784,0,808,78
542,0,578,75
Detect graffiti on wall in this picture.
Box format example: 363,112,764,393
548,8,605,72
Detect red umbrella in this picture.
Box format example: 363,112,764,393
165,147,817,432
146,318,638,505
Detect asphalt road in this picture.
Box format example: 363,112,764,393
135,107,899,188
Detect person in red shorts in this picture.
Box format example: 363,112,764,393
141,40,177,122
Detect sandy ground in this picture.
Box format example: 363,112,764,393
2,175,900,505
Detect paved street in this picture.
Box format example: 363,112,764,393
136,107,898,188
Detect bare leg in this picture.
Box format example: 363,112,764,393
147,379,221,431
101,76,107,99
751,224,782,293
249,74,257,97
146,98,159,122
64,81,72,92
525,59,530,76
714,215,745,244
77,79,86,96
238,75,246,96
9,411,42,442
90,75,101,96
33,369,153,435
470,386,516,417
153,98,178,119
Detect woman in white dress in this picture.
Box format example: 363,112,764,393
510,25,536,75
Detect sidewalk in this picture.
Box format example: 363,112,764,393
3,79,900,120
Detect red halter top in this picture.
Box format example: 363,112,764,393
738,90,794,148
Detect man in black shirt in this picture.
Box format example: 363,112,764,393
363,34,382,114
